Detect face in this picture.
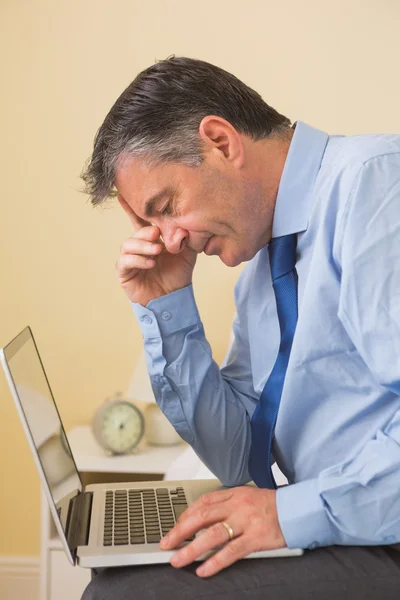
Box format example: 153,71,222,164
115,151,273,267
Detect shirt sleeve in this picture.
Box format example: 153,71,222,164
131,281,259,487
277,154,400,550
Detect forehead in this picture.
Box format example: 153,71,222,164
115,157,185,205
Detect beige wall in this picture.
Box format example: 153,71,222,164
1,0,400,556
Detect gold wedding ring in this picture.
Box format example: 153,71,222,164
221,521,235,541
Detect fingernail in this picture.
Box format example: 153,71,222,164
160,536,169,548
196,565,206,576
171,555,182,567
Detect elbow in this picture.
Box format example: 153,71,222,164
207,457,252,488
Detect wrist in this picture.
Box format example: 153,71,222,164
132,284,201,337
269,489,287,548
123,280,193,306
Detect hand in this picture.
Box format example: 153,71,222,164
160,486,286,578
116,196,197,305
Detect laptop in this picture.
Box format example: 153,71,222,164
0,326,303,569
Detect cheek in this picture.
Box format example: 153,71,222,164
177,213,211,233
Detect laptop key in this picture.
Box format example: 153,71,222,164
130,536,145,544
114,538,129,545
172,502,188,521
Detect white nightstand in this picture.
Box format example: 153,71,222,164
40,425,187,600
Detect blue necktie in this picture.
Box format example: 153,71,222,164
248,234,298,489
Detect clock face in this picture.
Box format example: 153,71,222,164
99,401,144,454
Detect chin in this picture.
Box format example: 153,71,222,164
219,245,258,267
219,253,245,267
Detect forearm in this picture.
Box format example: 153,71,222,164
132,285,257,486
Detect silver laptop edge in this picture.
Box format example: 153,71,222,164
0,326,78,565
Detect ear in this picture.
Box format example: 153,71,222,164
198,116,244,168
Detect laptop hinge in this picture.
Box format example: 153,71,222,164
66,491,93,551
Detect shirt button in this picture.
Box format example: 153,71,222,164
309,541,319,550
161,311,172,321
159,376,167,384
140,315,153,325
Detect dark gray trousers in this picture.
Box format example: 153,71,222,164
82,545,400,600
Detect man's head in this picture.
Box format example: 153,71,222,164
82,56,292,266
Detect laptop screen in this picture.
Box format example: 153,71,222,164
2,327,82,541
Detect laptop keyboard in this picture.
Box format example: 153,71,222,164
103,487,189,546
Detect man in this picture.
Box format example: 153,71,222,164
81,56,400,599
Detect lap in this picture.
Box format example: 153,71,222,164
81,545,400,600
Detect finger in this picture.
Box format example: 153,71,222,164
117,194,151,231
161,503,231,550
131,224,162,243
196,536,252,578
116,254,155,278
169,521,242,570
120,237,163,257
161,489,235,549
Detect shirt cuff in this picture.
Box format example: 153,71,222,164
276,478,334,550
131,285,201,338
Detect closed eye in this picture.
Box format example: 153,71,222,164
160,201,173,216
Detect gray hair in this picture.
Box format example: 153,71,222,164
81,56,291,206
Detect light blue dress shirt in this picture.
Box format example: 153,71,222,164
132,121,400,551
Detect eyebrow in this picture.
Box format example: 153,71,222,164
144,187,173,218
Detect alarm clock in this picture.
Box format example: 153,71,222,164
92,393,145,455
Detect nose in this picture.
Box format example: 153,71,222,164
161,223,188,254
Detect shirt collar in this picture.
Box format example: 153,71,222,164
272,121,329,238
